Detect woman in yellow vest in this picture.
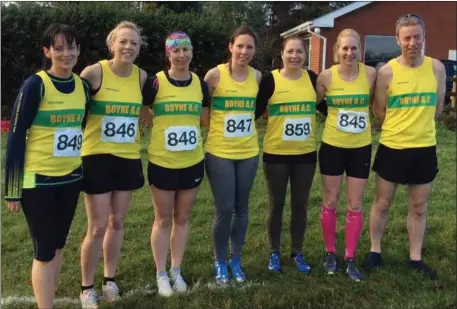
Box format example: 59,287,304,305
204,26,262,285
316,29,377,281
79,21,148,308
255,35,327,274
143,32,210,297
4,24,90,309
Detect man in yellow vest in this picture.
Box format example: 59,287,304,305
364,14,446,280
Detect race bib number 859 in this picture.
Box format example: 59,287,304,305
165,126,198,152
224,114,253,138
282,117,312,141
337,111,367,134
53,128,83,157
101,116,137,143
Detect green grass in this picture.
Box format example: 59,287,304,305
1,121,456,309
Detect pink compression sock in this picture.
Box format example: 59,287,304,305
344,209,363,260
320,205,337,253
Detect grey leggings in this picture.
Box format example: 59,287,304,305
264,162,316,254
205,152,259,262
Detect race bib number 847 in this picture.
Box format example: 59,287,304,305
224,114,253,138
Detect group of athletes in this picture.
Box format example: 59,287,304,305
4,13,446,309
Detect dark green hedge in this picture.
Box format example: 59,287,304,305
1,2,244,115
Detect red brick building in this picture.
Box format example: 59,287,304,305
281,1,457,72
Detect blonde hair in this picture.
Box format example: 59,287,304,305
333,29,361,63
106,21,142,54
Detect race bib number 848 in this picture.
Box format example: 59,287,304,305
165,126,198,152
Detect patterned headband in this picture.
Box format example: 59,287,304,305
165,32,193,56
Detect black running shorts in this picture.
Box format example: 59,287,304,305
318,142,372,179
372,143,438,185
148,160,204,191
82,154,144,194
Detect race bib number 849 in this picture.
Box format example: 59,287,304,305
336,110,367,134
101,116,137,143
53,128,83,157
224,114,253,138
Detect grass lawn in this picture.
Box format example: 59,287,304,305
1,120,456,309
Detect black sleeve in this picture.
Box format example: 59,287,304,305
308,70,328,117
142,75,158,106
80,77,92,129
255,73,274,120
4,75,43,201
201,80,210,107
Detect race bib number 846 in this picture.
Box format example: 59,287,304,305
336,110,367,134
101,116,137,143
224,114,253,138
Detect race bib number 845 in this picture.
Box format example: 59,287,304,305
101,116,137,143
336,110,367,134
224,114,253,138
53,128,83,157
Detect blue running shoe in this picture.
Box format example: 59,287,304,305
323,252,338,275
268,252,281,272
214,261,230,285
229,257,246,283
345,258,362,281
292,253,311,274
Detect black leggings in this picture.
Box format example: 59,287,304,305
264,162,316,254
22,179,82,262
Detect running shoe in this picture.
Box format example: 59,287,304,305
214,261,230,285
80,288,99,309
268,251,281,272
229,257,247,283
345,258,362,281
292,253,311,274
323,252,338,275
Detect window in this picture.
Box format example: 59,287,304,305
364,35,401,68
304,37,311,69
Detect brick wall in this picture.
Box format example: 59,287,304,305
309,1,457,72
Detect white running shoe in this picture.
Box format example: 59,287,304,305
157,276,174,297
170,272,188,293
102,281,120,302
80,288,99,309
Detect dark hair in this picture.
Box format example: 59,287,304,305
41,23,79,70
228,25,258,72
281,34,306,52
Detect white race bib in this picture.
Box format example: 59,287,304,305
282,117,312,141
336,110,368,134
224,114,254,138
101,116,138,143
165,126,198,152
53,128,83,157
